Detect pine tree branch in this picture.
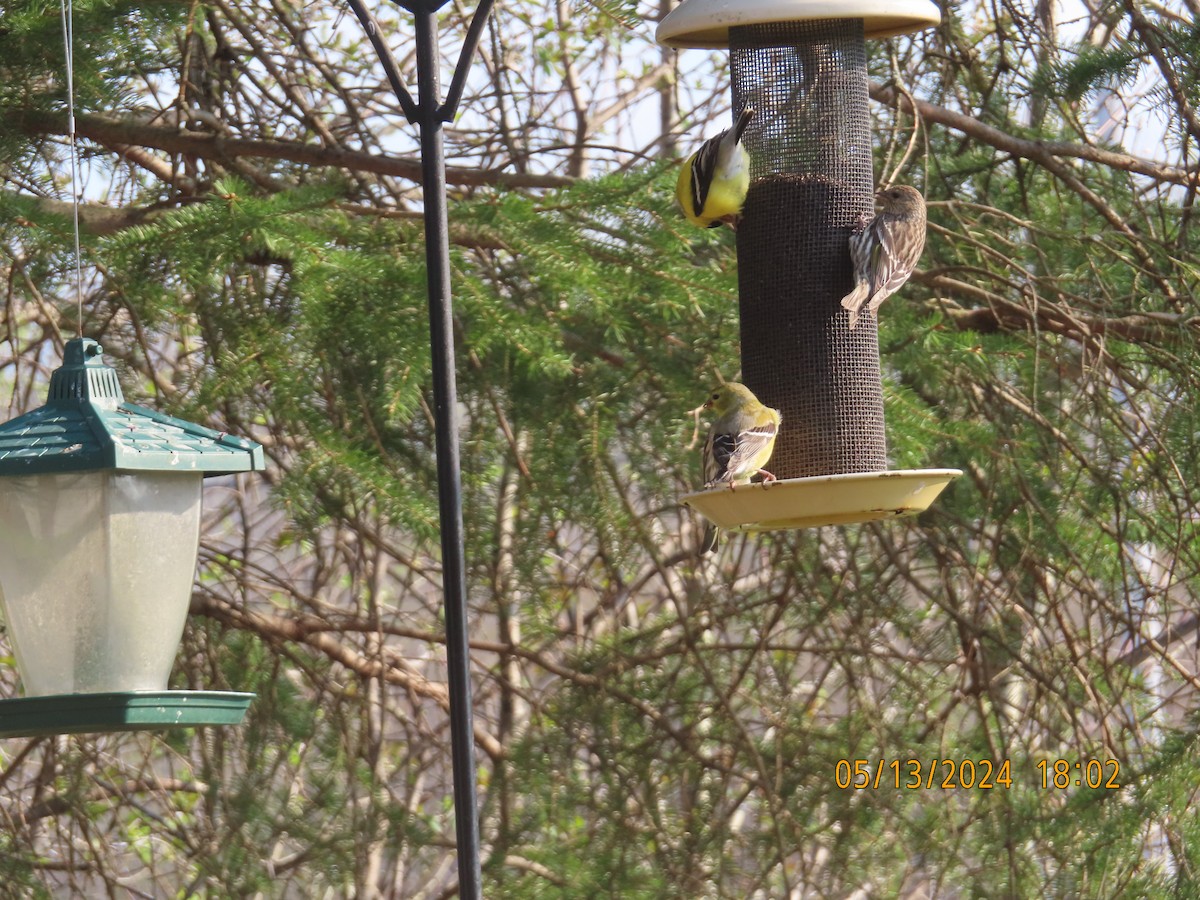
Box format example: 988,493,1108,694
1116,614,1200,667
16,779,209,825
189,591,734,777
925,272,1198,343
1121,2,1200,150
872,81,1183,304
14,110,576,191
190,592,506,762
1,190,167,235
1,190,513,248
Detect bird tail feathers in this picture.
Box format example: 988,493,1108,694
840,282,870,329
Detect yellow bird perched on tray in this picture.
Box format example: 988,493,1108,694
698,382,781,554
676,108,755,229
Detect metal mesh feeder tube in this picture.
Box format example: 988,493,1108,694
733,18,883,479
663,1,960,534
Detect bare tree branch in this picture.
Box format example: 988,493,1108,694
870,81,1200,188
16,111,575,191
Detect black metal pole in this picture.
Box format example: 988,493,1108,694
343,2,494,892
413,6,483,898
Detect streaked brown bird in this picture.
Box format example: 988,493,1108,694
841,184,927,329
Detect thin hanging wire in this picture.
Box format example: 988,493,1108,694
60,0,83,336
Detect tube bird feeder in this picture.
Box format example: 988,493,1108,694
664,0,961,533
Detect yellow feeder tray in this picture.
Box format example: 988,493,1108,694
682,468,962,532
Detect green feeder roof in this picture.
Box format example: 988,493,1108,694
0,338,264,477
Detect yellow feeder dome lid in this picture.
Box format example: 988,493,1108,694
657,0,941,48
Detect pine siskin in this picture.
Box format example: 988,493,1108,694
699,382,782,554
840,184,927,329
676,108,755,229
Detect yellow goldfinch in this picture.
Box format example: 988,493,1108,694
676,108,755,229
699,382,782,554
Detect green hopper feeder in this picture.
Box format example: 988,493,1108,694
0,338,264,737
